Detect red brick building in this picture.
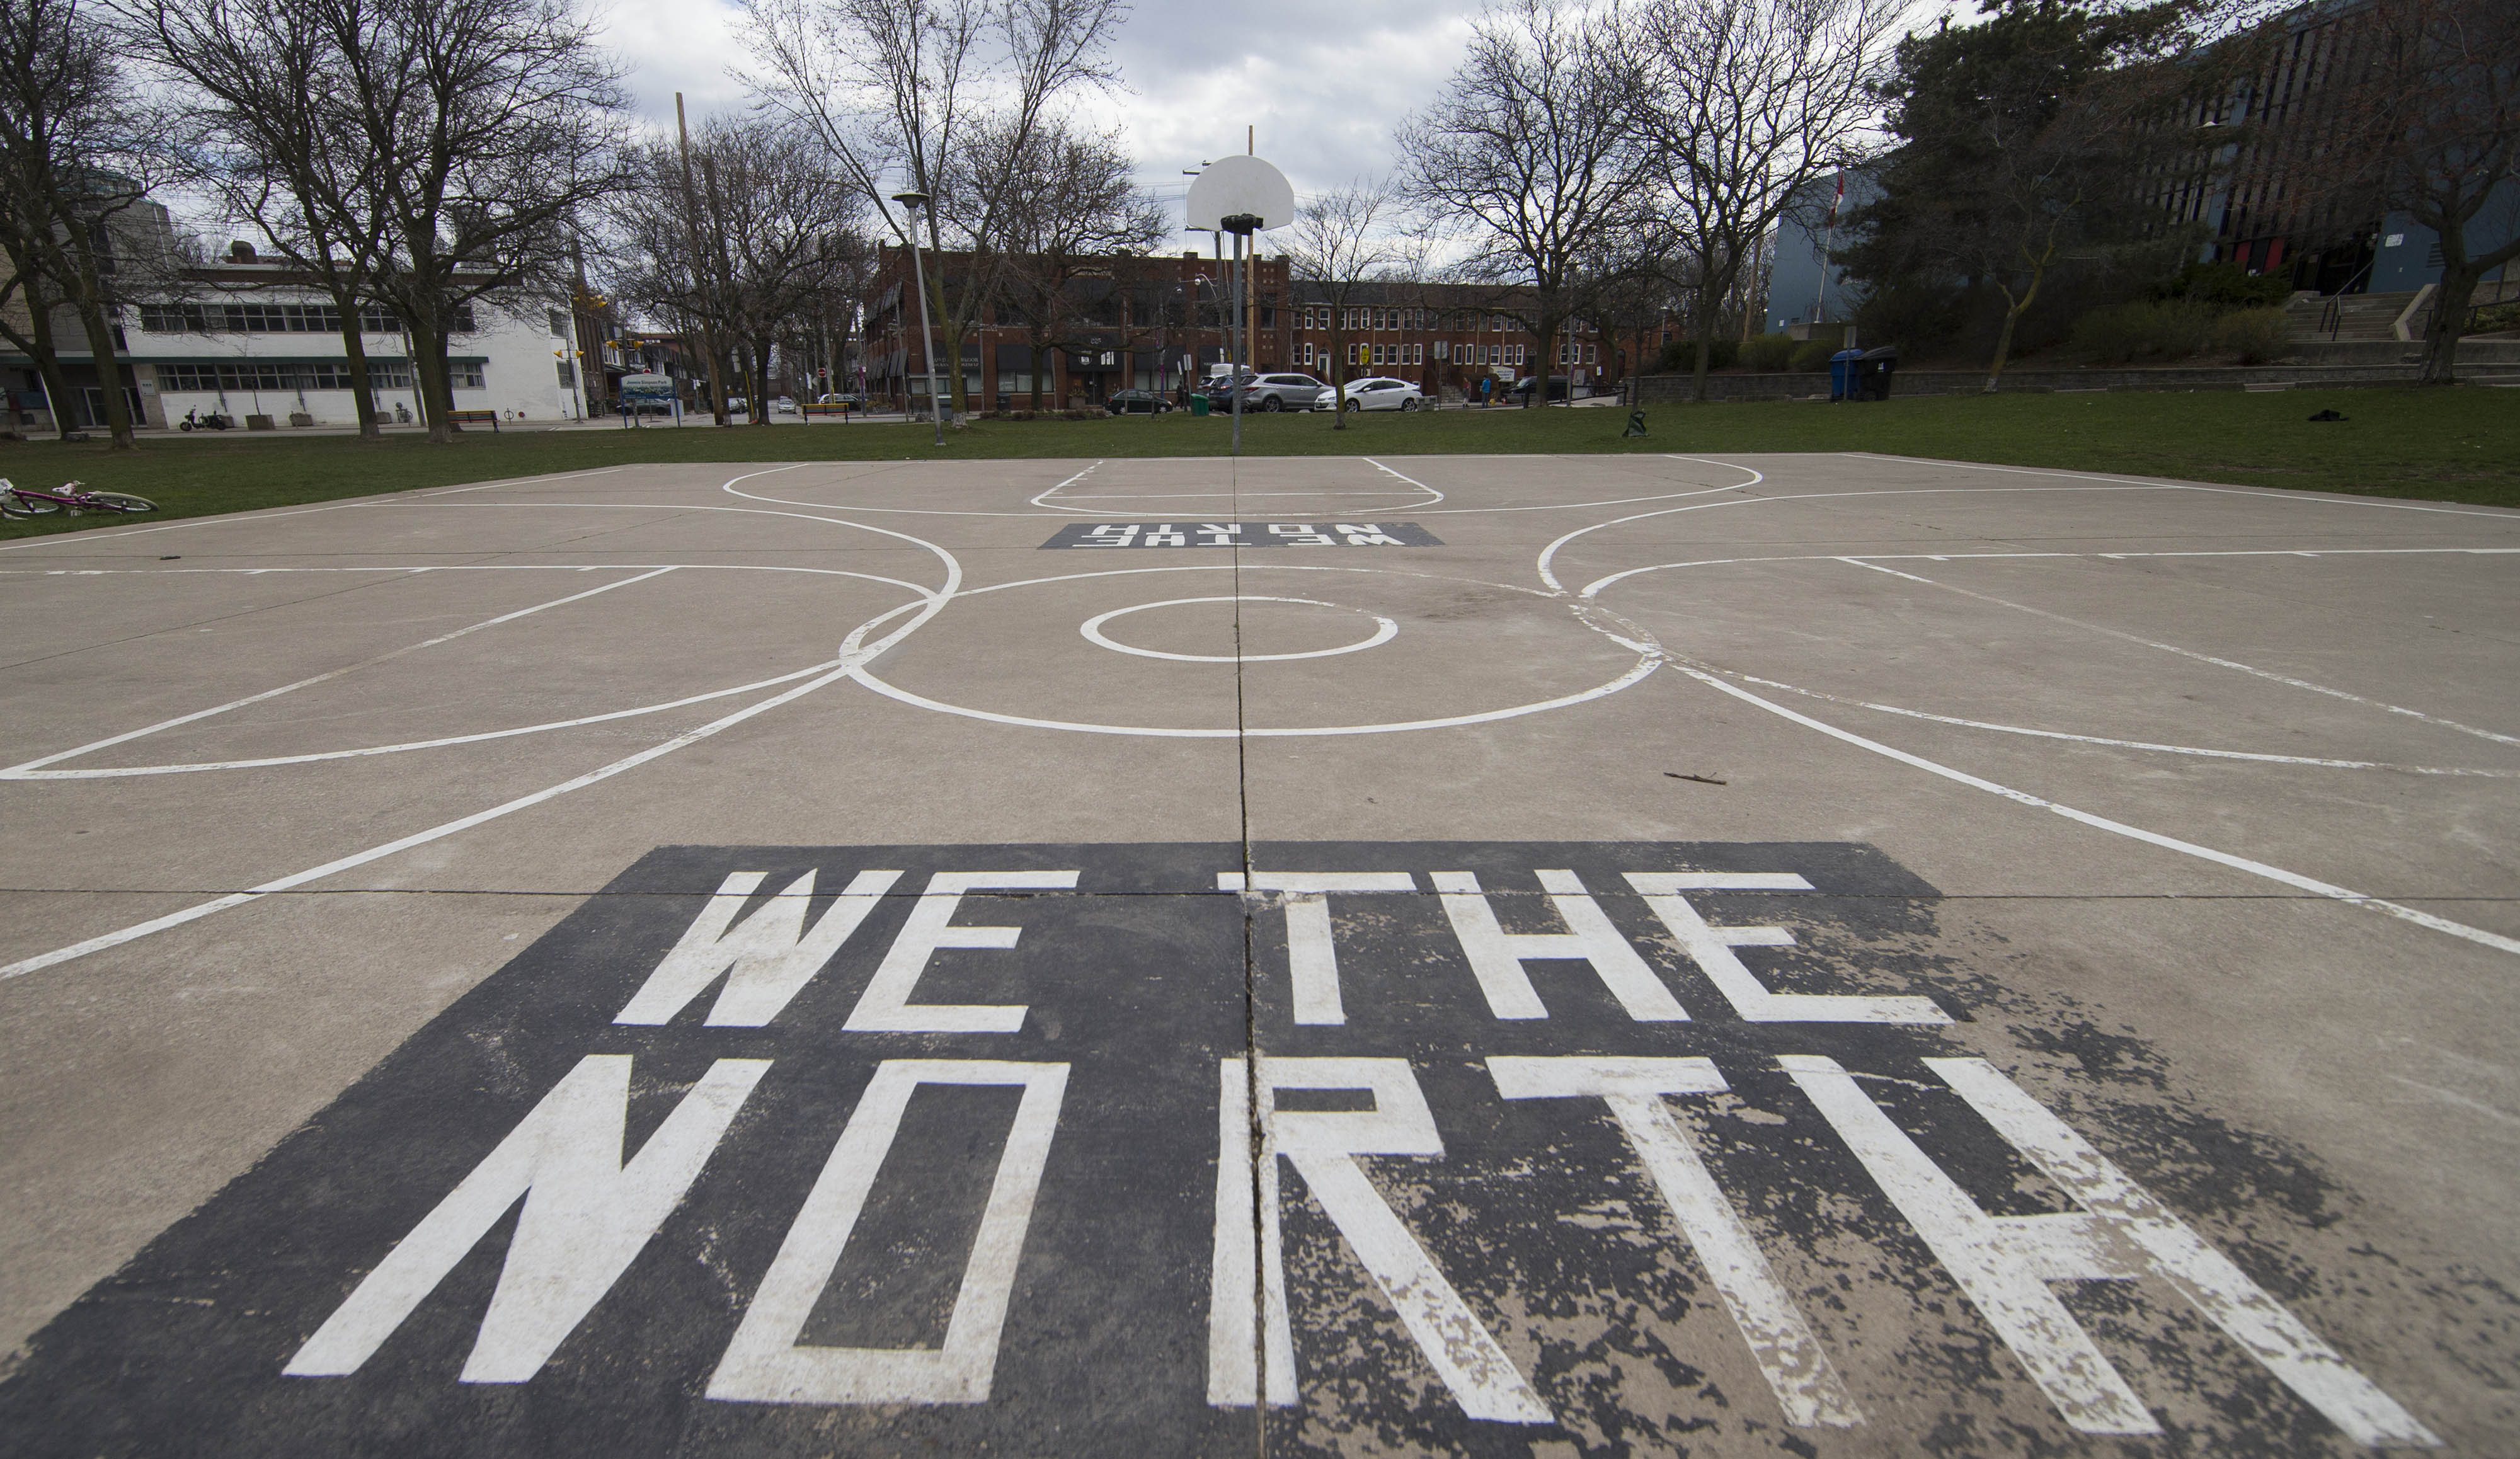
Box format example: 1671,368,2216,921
864,245,1631,410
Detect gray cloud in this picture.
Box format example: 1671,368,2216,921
593,0,1491,248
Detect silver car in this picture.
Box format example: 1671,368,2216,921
1235,373,1331,411
1322,376,1426,411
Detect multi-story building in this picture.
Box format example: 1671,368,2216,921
4,215,588,433
1284,282,1627,399
129,243,585,428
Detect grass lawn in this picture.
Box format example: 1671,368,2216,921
3,385,2513,539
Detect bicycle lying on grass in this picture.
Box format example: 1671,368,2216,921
0,478,159,518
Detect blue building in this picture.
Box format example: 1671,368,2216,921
1763,171,1881,334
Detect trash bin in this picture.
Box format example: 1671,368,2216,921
1189,393,1210,417
1828,348,1864,402
1855,345,1898,401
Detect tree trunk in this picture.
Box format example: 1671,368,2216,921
9,273,82,442
1030,328,1046,411
336,319,382,439
750,341,772,425
1524,323,1551,408
2419,263,2478,386
1329,319,1348,429
413,324,457,442
1982,272,2041,394
70,296,137,448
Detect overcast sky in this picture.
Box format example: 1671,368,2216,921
599,0,1493,253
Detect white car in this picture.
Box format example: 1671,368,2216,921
1317,377,1426,412
770,396,798,414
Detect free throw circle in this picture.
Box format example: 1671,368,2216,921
1079,596,1400,663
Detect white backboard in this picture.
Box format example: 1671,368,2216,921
1185,156,1296,233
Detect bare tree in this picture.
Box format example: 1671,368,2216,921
610,117,866,426
0,0,164,447
743,0,1126,418
1282,178,1400,428
985,121,1162,410
1398,0,1655,408
314,0,627,441
135,0,400,438
2309,0,2520,383
1641,0,1904,399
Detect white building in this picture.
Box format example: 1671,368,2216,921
125,248,585,429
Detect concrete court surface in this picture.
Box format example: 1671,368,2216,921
0,450,2514,1458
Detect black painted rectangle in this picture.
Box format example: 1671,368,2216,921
0,840,1956,1458
1038,521,1443,549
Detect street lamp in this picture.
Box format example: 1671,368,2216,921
891,189,946,445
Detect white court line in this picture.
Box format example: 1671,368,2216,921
1841,452,2520,518
1837,558,2520,748
1714,670,2519,776
1537,461,1768,591
1577,545,2520,596
844,646,1660,738
0,467,627,554
1027,461,1106,508
6,660,850,777
2,567,678,775
0,467,970,981
1669,665,2520,959
1360,458,1445,503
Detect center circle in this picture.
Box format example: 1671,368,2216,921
1079,596,1400,663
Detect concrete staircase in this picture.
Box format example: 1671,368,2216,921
2286,289,2426,341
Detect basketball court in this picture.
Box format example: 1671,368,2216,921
0,450,2513,1455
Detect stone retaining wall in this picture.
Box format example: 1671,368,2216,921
1634,360,2520,403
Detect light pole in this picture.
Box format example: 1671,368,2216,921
891,190,947,446
1222,212,1259,455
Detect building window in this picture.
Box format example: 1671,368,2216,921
450,362,486,389
156,362,377,392
1434,340,1448,362
547,308,570,336
1411,343,1423,365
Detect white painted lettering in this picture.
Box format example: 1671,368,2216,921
1487,1056,1862,1428
1218,871,1419,1024
843,872,1078,1033
1624,873,1948,1024
1208,1056,1552,1424
1782,1055,2438,1445
708,1060,1069,1405
283,1055,769,1382
1432,870,1687,1021
616,869,902,1027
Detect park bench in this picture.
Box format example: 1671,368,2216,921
447,409,500,431
801,402,857,418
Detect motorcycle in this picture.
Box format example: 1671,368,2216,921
177,408,233,432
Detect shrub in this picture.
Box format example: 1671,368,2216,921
2153,260,2295,312
2211,307,2294,364
1652,337,1740,372
1788,340,1838,372
2070,300,2218,364
1740,332,1797,370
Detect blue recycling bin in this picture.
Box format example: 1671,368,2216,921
1828,348,1864,402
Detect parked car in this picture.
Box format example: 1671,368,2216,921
1320,377,1426,412
816,392,868,407
1221,373,1329,412
1506,374,1576,403
769,396,798,415
724,396,749,415
1104,389,1173,415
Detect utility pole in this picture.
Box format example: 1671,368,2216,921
893,192,947,447
677,94,730,426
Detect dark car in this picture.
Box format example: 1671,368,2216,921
1507,374,1575,403
1104,389,1173,415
